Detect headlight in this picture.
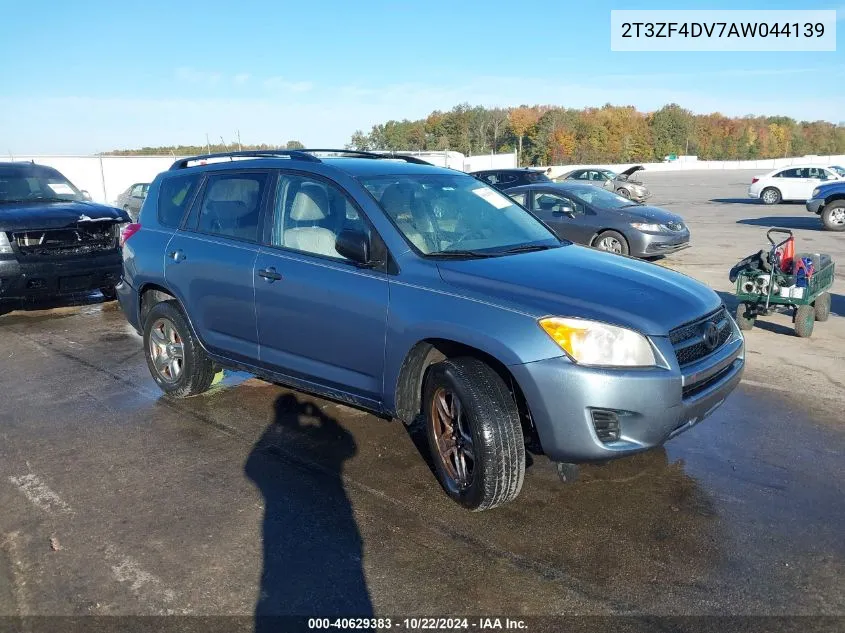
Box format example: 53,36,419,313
538,317,656,367
630,222,663,232
811,188,820,198
0,231,13,254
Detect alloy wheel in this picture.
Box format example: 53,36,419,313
830,207,845,225
598,237,623,253
430,387,475,491
148,318,185,383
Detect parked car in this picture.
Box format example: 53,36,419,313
504,182,689,257
118,149,743,511
748,165,843,205
806,181,845,231
0,162,129,306
115,182,150,221
470,168,551,190
556,165,651,202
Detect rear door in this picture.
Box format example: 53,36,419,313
164,169,270,363
253,171,389,405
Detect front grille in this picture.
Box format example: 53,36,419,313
12,224,118,258
670,307,732,367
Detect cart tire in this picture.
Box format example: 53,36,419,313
814,293,831,322
821,201,845,231
735,303,756,331
794,305,815,338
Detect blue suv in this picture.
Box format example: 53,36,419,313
117,150,745,511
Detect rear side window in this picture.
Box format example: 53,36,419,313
195,172,267,242
158,174,200,227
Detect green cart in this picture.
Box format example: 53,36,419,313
734,229,835,338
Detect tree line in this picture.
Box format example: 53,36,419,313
104,140,305,156
345,103,845,165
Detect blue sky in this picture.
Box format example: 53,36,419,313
1,0,842,154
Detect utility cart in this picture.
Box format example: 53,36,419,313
733,229,835,338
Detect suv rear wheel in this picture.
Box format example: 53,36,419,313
422,357,525,511
143,301,215,397
821,201,845,231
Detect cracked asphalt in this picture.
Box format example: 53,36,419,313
0,171,842,626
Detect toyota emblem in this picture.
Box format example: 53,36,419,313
702,322,720,351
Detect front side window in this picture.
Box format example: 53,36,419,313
159,174,201,227
532,192,585,216
0,168,84,203
271,174,369,260
361,174,559,256
196,173,266,241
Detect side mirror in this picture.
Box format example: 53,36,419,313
335,229,371,266
81,190,92,201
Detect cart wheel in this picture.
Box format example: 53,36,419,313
814,293,831,322
794,305,815,338
735,303,756,331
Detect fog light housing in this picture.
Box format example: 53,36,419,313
590,409,621,443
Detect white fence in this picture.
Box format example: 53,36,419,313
543,155,845,179
9,151,519,205
13,152,838,204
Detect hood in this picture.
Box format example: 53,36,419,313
618,204,684,225
437,245,719,336
0,200,128,231
618,165,645,178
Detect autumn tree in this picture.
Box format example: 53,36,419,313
509,106,541,164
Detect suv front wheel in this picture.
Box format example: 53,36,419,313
143,301,216,397
422,357,525,511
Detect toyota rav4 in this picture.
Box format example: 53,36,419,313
117,150,745,511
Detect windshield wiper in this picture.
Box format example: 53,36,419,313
496,243,558,254
427,249,495,259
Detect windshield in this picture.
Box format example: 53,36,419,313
361,174,560,255
525,171,551,183
0,169,84,203
563,184,639,209
829,165,845,177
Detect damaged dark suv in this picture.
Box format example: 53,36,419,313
0,162,129,307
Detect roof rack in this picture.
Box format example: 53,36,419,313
169,150,320,170
168,148,433,170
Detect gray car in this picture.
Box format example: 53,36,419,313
557,165,651,202
505,182,689,257
115,182,149,221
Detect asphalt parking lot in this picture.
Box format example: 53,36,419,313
0,170,843,624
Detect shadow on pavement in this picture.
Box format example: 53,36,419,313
710,198,762,205
736,216,823,231
244,393,372,630
0,291,111,318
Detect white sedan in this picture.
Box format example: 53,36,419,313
748,165,843,204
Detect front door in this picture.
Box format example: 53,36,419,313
164,170,270,363
254,171,389,405
529,189,596,245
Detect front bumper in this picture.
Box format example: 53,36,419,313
510,329,744,463
0,252,122,300
629,230,691,258
806,198,824,214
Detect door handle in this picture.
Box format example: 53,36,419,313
168,250,185,262
258,267,282,282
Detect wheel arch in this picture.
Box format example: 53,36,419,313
137,283,207,353
393,338,541,452
590,228,630,248
823,193,845,205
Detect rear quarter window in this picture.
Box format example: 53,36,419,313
158,174,201,227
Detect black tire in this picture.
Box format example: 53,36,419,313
814,293,831,322
422,357,525,511
99,286,117,301
143,301,215,397
821,201,845,231
761,187,782,205
794,305,815,338
735,303,756,331
593,230,630,256
616,188,631,199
